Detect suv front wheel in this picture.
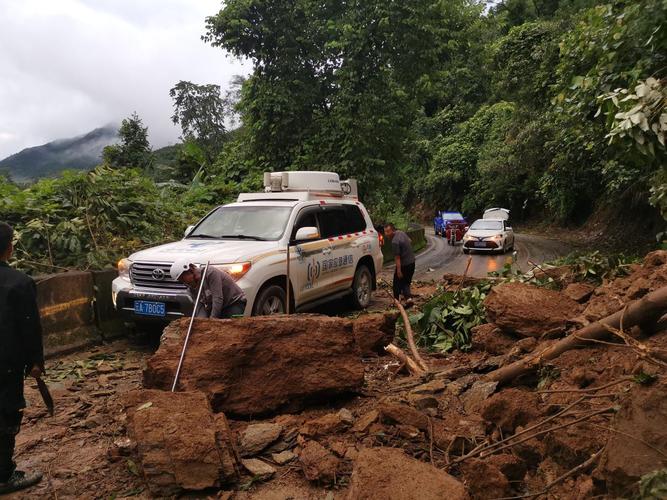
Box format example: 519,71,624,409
351,265,373,309
253,284,287,315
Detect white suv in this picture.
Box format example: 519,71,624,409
111,172,384,322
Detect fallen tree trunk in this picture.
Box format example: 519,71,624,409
486,286,667,385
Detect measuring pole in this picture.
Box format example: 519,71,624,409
171,261,210,392
286,244,291,314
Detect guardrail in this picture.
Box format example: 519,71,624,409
34,269,124,356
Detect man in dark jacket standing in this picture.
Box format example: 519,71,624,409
0,222,44,494
383,223,416,303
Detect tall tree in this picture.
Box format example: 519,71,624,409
102,112,153,170
204,0,484,192
169,81,227,165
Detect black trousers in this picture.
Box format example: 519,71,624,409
196,299,248,319
0,409,22,482
393,262,416,300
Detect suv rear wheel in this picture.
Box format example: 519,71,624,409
253,285,286,315
351,265,373,309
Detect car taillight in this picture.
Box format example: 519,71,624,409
378,233,384,246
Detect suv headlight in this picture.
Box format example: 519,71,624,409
214,262,252,281
117,258,132,280
491,234,503,240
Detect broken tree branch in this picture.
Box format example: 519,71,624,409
385,343,425,377
537,377,633,394
478,407,614,459
452,396,588,464
601,323,667,367
393,298,430,373
486,286,667,385
455,256,473,294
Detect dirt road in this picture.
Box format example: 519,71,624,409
382,229,571,281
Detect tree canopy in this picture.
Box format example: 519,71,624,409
102,112,153,170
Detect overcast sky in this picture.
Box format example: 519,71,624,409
0,0,249,159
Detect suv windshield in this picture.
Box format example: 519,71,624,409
470,220,503,230
188,206,292,241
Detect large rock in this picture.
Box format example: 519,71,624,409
353,312,397,356
239,423,283,457
480,389,542,434
470,323,516,355
299,440,340,483
300,410,352,438
347,447,468,500
122,390,238,496
563,282,595,303
597,383,667,495
459,458,510,500
240,458,276,480
144,315,365,416
484,282,582,338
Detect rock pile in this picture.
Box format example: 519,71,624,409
118,251,667,499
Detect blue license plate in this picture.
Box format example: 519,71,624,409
474,242,486,248
134,300,166,317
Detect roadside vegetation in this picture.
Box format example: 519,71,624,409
405,249,637,353
0,0,665,273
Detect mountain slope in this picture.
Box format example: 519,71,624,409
0,126,118,181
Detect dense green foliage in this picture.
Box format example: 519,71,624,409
204,0,665,227
102,113,153,170
169,81,229,165
0,166,253,272
409,282,492,352
1,167,181,271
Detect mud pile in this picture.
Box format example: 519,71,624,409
118,251,667,499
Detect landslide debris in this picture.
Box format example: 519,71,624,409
80,250,667,498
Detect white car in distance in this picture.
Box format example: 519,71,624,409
111,171,384,324
462,208,515,254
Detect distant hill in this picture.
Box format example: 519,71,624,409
0,126,119,181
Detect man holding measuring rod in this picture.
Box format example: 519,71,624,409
170,260,247,318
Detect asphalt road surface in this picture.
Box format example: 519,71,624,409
382,229,571,281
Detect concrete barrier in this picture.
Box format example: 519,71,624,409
34,269,123,356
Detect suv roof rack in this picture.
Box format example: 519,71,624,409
237,171,358,203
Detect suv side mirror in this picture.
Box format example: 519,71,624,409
184,225,194,237
294,226,319,242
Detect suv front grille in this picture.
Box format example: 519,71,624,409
130,261,187,291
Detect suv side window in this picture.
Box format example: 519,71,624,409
343,205,367,233
291,208,320,240
318,207,347,238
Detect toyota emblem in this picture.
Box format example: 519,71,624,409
152,268,165,281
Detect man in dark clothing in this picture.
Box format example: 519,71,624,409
384,223,416,302
0,222,44,494
170,260,247,318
